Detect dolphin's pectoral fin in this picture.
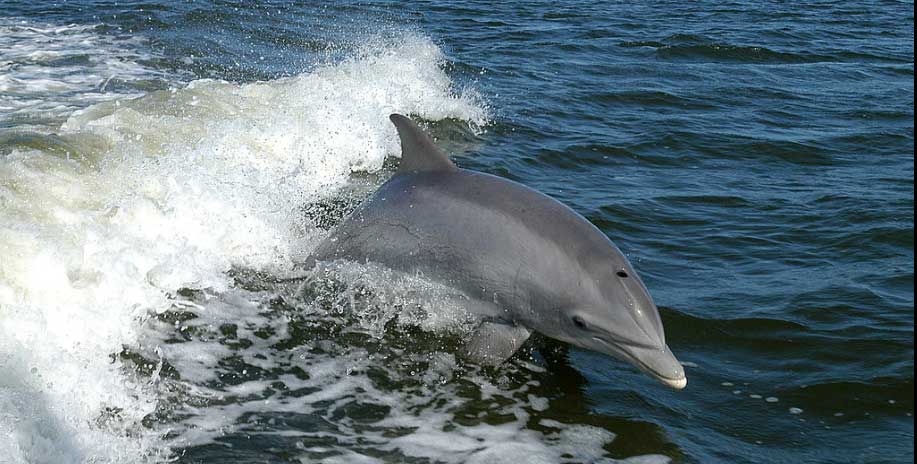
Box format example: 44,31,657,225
390,114,458,174
463,321,531,366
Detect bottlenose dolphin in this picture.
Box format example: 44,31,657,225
308,114,686,389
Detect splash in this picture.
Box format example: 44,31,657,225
133,265,669,464
0,21,486,463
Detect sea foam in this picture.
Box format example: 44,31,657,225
0,19,162,129
0,21,485,463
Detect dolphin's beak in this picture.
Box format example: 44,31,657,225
624,343,687,390
591,337,687,390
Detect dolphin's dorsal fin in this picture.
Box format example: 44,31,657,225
390,114,457,174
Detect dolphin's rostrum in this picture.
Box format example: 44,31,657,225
308,114,687,389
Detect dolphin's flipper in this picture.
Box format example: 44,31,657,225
390,114,458,174
463,321,531,366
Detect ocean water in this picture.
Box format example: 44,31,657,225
0,1,912,463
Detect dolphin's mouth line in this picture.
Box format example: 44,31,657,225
591,334,658,351
590,336,686,383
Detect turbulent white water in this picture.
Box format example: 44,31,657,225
136,262,652,463
0,20,667,464
0,20,481,463
0,19,163,129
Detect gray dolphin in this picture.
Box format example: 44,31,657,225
308,114,686,389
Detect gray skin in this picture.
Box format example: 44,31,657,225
308,114,686,389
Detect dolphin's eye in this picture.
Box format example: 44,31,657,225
616,270,629,278
572,316,587,330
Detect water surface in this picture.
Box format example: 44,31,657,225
0,1,913,463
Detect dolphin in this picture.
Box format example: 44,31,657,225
307,114,686,389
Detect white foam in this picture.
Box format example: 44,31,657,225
0,19,165,128
129,271,670,464
0,23,485,463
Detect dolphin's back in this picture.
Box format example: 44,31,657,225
311,168,616,317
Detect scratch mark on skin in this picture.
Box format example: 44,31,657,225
378,221,422,242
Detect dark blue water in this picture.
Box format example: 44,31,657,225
1,1,913,463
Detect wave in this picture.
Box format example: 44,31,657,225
0,22,486,463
